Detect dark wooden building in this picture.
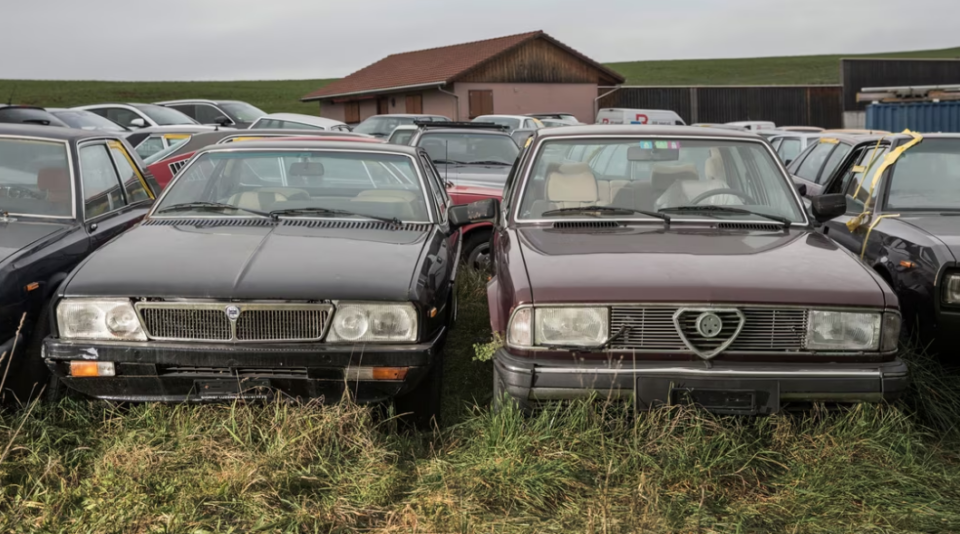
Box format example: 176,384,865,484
301,31,624,124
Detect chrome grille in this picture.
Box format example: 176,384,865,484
609,306,808,353
136,303,332,342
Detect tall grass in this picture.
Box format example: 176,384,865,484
1,271,959,533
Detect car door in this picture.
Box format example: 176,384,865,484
103,107,148,129
167,104,198,121
194,104,231,125
418,152,456,319
821,144,892,256
791,141,835,196
78,140,157,249
808,141,853,196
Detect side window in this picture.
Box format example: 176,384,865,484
108,141,150,203
830,146,869,195
135,136,165,159
778,139,802,163
843,147,890,213
105,108,140,128
195,104,225,124
794,143,834,181
419,154,447,221
770,138,782,150
169,104,197,119
818,144,852,185
79,144,126,217
251,119,276,129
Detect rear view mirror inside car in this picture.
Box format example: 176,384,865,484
288,161,325,177
627,142,680,162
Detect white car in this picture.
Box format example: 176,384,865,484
472,115,543,132
726,121,777,131
249,113,350,131
73,103,199,129
595,108,685,126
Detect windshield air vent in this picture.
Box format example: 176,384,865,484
142,218,275,227
552,221,622,230
281,219,431,232
717,222,782,232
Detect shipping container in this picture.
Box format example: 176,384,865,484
866,101,960,133
598,86,842,128
841,58,960,111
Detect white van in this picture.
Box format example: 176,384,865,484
726,121,776,131
595,108,686,126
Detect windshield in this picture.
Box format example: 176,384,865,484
133,104,197,126
50,110,127,131
353,116,418,137
221,102,266,122
885,139,960,211
156,150,429,221
389,129,415,145
0,138,72,217
143,138,191,164
474,116,521,130
418,132,519,166
0,108,69,127
517,138,804,223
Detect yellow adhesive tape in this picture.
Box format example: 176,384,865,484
106,140,154,199
851,136,889,200
820,138,839,144
852,165,866,173
849,131,922,231
860,213,900,260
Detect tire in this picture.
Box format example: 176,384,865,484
395,350,443,430
462,230,493,272
2,303,55,406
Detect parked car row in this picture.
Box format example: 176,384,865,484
7,115,950,423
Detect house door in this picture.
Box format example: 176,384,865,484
405,94,423,114
468,90,493,119
377,97,390,115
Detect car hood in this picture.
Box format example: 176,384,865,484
896,214,960,261
0,219,73,264
439,164,509,190
64,221,431,300
518,226,886,307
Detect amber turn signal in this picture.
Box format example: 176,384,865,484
344,366,409,381
69,361,115,377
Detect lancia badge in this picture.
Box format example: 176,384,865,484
225,305,241,321
696,312,723,338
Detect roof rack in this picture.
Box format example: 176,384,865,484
412,121,509,130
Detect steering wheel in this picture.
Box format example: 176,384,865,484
690,188,756,205
1,185,46,200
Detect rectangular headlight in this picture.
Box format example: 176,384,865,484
326,302,417,343
806,310,880,351
535,307,609,347
56,298,147,341
943,273,960,304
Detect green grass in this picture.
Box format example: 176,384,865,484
2,272,960,533
608,46,960,86
3,47,960,117
0,79,336,115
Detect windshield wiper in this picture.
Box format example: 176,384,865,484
156,202,271,218
541,205,670,223
466,160,512,166
269,207,401,226
432,159,467,166
657,205,792,227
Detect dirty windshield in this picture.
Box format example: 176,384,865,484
156,150,429,221
0,138,72,217
885,139,960,211
517,138,804,223
418,132,519,166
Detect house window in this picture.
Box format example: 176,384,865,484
378,97,390,115
344,102,361,124
406,94,423,114
468,90,493,119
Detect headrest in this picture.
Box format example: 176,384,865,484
547,162,597,203
37,167,70,192
651,163,699,191
705,156,726,181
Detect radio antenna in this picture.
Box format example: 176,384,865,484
6,84,17,106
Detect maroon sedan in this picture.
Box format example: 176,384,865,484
450,125,906,414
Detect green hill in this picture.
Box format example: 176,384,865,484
1,47,958,114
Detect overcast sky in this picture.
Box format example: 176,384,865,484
3,0,955,81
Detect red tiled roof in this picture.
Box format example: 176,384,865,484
302,31,623,101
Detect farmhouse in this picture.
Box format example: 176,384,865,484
301,31,624,124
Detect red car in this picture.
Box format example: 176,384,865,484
148,134,382,188
447,183,502,270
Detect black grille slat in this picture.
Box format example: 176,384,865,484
140,308,231,341
609,306,807,353
142,218,274,227
281,219,430,232
552,221,622,229
717,222,782,232
235,309,326,341
137,304,331,342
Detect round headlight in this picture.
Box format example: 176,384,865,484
370,308,414,338
106,305,140,335
333,307,369,341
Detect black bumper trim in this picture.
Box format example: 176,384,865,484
494,349,909,411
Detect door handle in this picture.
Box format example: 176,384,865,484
89,223,98,232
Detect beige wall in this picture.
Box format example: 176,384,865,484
453,83,598,123
317,83,597,123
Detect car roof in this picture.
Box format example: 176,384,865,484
154,99,244,105
534,124,764,140
256,113,345,125
475,114,532,120
125,125,219,134
0,123,126,141
416,128,513,137
195,139,421,156
153,129,373,160
365,114,446,118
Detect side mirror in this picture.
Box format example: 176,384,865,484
810,194,846,223
213,116,233,126
449,198,499,228
794,182,807,197
129,118,146,128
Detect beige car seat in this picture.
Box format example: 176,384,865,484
225,188,309,211
530,162,598,216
